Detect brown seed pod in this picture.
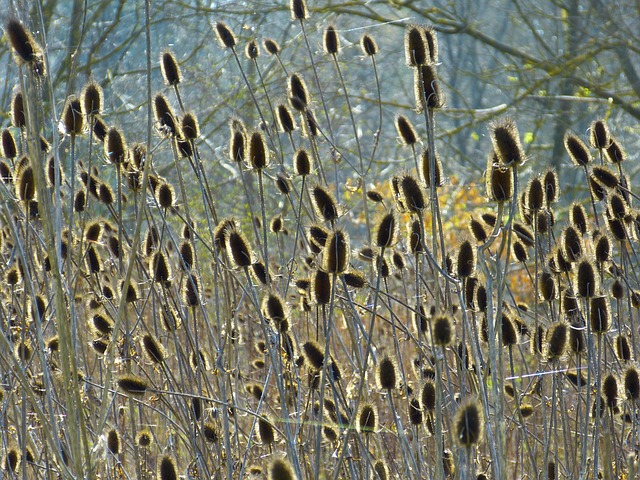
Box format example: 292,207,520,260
269,458,296,480
312,269,332,305
414,64,443,111
589,119,610,150
357,403,378,433
501,312,519,347
248,130,269,170
612,278,625,300
576,259,598,298
420,146,444,188
182,274,199,307
160,49,181,86
85,244,102,273
343,270,366,288
181,112,199,140
116,374,149,398
603,373,618,408
543,168,559,205
158,455,177,480
568,322,585,355
373,460,389,480
433,315,453,346
376,212,398,248
490,118,525,167
225,227,253,268
456,239,476,278
107,429,120,455
624,366,640,401
408,219,424,254
215,21,236,48
591,166,618,189
104,127,127,164
423,25,438,64
615,334,632,362
82,83,103,118
293,148,312,176
562,226,582,262
486,154,514,202
525,177,545,211
405,25,428,66
302,341,324,370
288,73,309,111
454,398,484,447
1,129,17,159
377,355,398,390
11,91,26,129
153,93,178,137
150,251,171,285
141,334,165,364
590,296,610,334
311,184,339,222
16,164,35,203
323,25,339,54
136,429,153,447
60,96,84,136
396,115,419,146
605,136,626,164
6,19,45,75
564,132,592,167
569,202,588,235
538,271,557,302
399,174,426,212
323,229,350,274
408,397,423,425
360,34,378,56
545,322,568,361
258,417,276,445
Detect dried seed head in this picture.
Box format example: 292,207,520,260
569,202,589,235
454,398,484,447
603,373,618,408
11,91,26,129
225,227,253,268
538,271,557,302
564,132,592,167
590,119,610,149
377,355,398,390
312,269,332,305
244,39,260,59
323,229,350,274
501,312,519,347
264,38,280,55
4,447,20,472
215,21,236,48
490,118,525,167
562,226,582,262
615,335,632,362
525,177,545,211
107,429,120,455
608,193,628,219
373,460,389,480
546,322,568,361
408,219,424,254
624,366,640,401
104,127,127,164
358,403,378,433
423,25,438,63
486,155,514,202
6,19,45,75
396,115,419,145
150,251,171,285
141,334,165,363
590,296,610,334
420,146,444,187
302,341,324,370
276,104,296,133
409,397,423,425
400,174,426,212
80,80,103,119
594,233,611,264
116,374,149,398
591,165,618,189
433,315,453,346
181,112,199,140
16,165,35,202
60,96,84,136
414,64,443,111
605,136,626,164
154,93,179,137
343,270,366,288
160,49,181,85
248,130,269,169
360,34,378,56
293,148,312,176
392,250,405,270
275,172,292,195
290,0,308,20
258,417,276,445
576,259,598,298
156,181,175,209
269,458,296,480
612,278,625,300
405,25,428,66
568,322,586,355
456,239,476,278
468,218,488,244
1,129,17,159
158,455,177,480
288,73,309,111
309,224,329,248
375,212,399,248
311,184,339,222
323,25,339,54
421,380,436,411
136,429,153,447
182,274,200,307
229,122,246,164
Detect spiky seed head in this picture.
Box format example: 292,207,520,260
486,155,514,202
4,446,20,472
182,274,199,307
392,250,405,270
158,455,177,480
546,322,568,360
542,168,559,205
1,129,17,159
624,367,640,401
202,423,218,443
615,335,631,362
302,341,324,370
432,315,453,346
153,93,179,137
293,148,312,176
405,25,428,66
605,214,626,242
612,278,625,300
591,165,618,188
377,355,398,390
576,259,598,298
288,73,309,110
229,123,246,163
603,373,618,408
421,380,436,411
262,292,288,327
16,165,35,202
60,96,84,136
311,184,339,222
269,458,296,480
215,21,236,48
538,271,557,302
323,229,350,274
468,218,488,244
151,251,171,285
6,19,45,75
456,239,476,278
156,181,174,209
276,104,296,133
309,224,329,248
396,115,419,145
594,233,611,264
312,269,332,305
360,34,378,55
258,417,276,445
106,429,120,455
375,212,398,248
11,91,26,129
92,116,107,142
141,334,165,363
373,460,389,480
160,49,181,86
136,429,153,447
358,403,378,433
454,398,484,447
248,130,269,170
501,313,519,347
562,226,582,262
104,127,127,164
342,270,366,289
569,202,588,235
225,227,253,268
181,112,199,140
525,177,545,211
263,38,280,55
414,64,443,111
490,118,525,166
245,40,259,59
608,193,628,219
400,174,426,212
419,147,443,187
275,172,292,195
290,0,308,19
407,219,424,254
408,397,423,425
117,374,148,398
323,25,339,54
605,137,626,164
564,131,592,167
590,296,610,334
590,119,610,149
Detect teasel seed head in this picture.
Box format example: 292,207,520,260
405,25,428,66
262,292,289,328
288,73,309,110
456,238,476,278
302,340,324,370
225,227,253,268
181,112,199,140
421,380,437,411
603,373,619,408
60,95,84,136
501,312,519,347
538,270,557,302
248,130,269,170
141,334,165,364
373,460,389,480
377,355,398,391
576,259,598,298
323,229,350,274
562,225,582,262
569,202,589,235
4,446,20,472
290,0,308,20
6,19,45,76
323,25,340,54
419,146,444,188
136,429,153,448
275,103,296,133
490,118,525,167
590,296,610,334
158,455,177,480
104,127,127,164
590,119,610,150
116,374,149,398
275,172,292,195
155,181,175,210
215,21,236,48
309,224,329,248
92,116,108,142
423,25,438,63
454,398,484,447
311,184,339,222
342,270,366,289
399,174,426,212
545,321,568,361
395,115,419,146
357,403,378,433
375,212,399,248
605,136,626,164
615,334,632,362
229,122,246,163
293,148,312,176
269,458,296,480
263,38,280,55
16,165,35,203
608,193,628,219
468,218,488,244
594,233,611,264
591,165,618,189
360,34,378,56
258,417,276,445
159,49,181,86
612,278,625,300
486,154,514,202
408,397,423,425
408,219,424,254
11,91,26,129
1,129,17,159
624,366,640,401
564,131,592,167
85,244,102,273
312,269,332,305
106,429,120,455
525,176,545,211
432,315,454,346
153,93,179,137
414,64,443,111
